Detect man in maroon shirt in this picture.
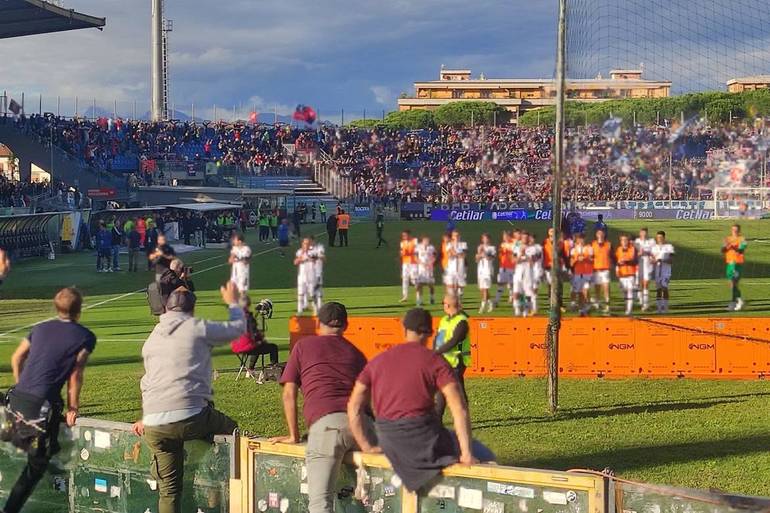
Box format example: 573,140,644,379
273,302,373,513
348,308,490,492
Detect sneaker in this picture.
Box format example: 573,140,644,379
399,296,408,303
114,267,122,271
727,302,736,311
735,298,744,311
641,305,649,313
602,304,611,314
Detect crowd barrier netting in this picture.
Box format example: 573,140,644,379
289,316,770,379
1,419,770,513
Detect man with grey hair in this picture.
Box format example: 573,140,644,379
132,281,244,513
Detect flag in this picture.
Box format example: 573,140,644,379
8,99,21,115
600,117,623,141
292,104,317,124
668,115,700,145
710,159,752,189
248,111,258,125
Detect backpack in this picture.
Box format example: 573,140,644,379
146,282,165,316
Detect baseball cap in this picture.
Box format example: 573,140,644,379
165,288,197,313
318,302,348,328
402,308,433,335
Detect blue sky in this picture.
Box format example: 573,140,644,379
0,0,557,119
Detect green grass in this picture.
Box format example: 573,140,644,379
2,219,770,494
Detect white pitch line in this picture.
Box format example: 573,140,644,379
0,234,325,340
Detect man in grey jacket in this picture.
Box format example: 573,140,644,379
132,281,245,513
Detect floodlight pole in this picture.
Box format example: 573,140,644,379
151,0,164,121
547,0,567,415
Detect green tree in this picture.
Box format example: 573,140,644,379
433,101,510,126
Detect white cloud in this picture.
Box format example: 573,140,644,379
370,86,395,106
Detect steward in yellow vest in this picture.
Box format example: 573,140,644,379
433,295,470,417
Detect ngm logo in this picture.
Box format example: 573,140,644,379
688,343,715,350
529,343,548,350
608,343,635,350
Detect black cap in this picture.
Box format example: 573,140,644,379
403,308,433,335
165,288,197,313
318,302,348,328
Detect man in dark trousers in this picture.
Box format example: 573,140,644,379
375,212,387,248
326,212,337,247
348,308,493,493
4,287,96,513
336,209,350,247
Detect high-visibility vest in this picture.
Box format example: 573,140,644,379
591,241,612,271
615,246,637,277
319,203,327,213
435,313,471,368
337,214,350,230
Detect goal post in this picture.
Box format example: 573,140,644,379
713,188,770,219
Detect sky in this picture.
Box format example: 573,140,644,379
0,0,558,120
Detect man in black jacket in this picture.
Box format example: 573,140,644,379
326,213,337,248
159,258,195,306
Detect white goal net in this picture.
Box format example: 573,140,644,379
713,188,770,219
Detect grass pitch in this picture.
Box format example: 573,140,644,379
1,218,770,494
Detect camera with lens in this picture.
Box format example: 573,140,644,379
183,266,193,275
254,298,274,319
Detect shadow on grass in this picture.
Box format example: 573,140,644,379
472,393,770,430
516,433,770,473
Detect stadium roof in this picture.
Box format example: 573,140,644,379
0,0,105,39
167,202,242,212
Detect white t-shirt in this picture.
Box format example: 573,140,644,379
651,243,675,276
309,243,325,279
477,244,496,277
447,241,467,276
634,238,655,266
230,245,251,278
529,244,543,274
296,249,315,281
416,243,436,271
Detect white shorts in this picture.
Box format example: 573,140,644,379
231,273,249,293
656,272,671,289
544,268,553,285
497,268,514,285
417,266,435,285
444,272,467,288
297,276,314,296
571,274,592,291
638,260,654,282
477,272,493,290
619,276,636,293
401,264,418,284
593,270,611,285
512,277,533,295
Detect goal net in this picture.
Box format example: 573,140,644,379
713,187,770,219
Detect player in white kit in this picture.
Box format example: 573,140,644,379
229,232,252,298
308,236,326,313
294,237,316,314
444,230,468,299
529,233,544,293
651,230,675,313
475,233,496,313
399,230,419,303
415,236,436,306
634,227,655,312
513,233,540,316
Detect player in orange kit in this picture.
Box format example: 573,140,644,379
399,230,418,303
615,235,638,316
591,229,612,314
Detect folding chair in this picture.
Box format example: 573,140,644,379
235,353,267,384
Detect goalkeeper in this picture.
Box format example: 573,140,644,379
722,224,747,311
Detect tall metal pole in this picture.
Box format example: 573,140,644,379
547,0,567,415
151,0,164,121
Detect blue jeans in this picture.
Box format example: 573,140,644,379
111,246,120,269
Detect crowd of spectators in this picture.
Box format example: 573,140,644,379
8,113,770,204
0,176,77,209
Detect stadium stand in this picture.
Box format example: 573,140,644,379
6,114,767,204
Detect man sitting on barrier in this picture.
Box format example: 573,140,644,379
132,282,245,513
273,302,375,513
3,287,96,513
347,308,494,493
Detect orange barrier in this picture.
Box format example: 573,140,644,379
289,316,770,379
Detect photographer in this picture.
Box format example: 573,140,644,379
4,287,95,513
159,258,195,306
149,233,176,282
231,296,279,377
133,282,244,513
